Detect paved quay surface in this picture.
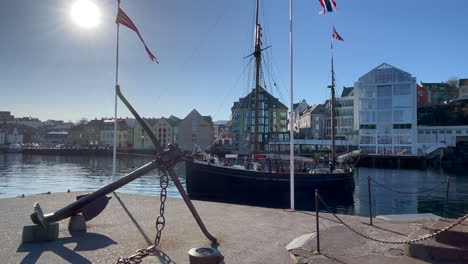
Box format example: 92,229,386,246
0,192,439,263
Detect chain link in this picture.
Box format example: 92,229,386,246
116,170,170,264
317,194,468,245
369,177,450,195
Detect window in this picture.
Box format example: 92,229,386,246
360,99,375,110
393,124,412,129
360,136,376,144
377,85,392,97
393,84,411,95
377,111,391,122
360,124,376,129
395,135,411,144
377,98,392,109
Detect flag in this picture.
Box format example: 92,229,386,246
318,0,337,14
332,27,344,41
116,8,158,63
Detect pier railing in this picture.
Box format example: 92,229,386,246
312,180,467,253
367,176,454,220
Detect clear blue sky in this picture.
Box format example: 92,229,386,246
1,0,467,122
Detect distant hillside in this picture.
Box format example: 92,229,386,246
418,101,468,126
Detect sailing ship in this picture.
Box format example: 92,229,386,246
185,0,354,210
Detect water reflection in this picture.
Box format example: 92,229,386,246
0,154,184,199
0,154,466,218
352,167,468,218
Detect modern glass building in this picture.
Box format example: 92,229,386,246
354,64,417,155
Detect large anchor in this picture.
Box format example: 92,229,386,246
26,85,217,246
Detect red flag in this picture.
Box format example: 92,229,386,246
116,8,158,63
332,27,344,41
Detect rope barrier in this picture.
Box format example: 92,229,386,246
317,194,468,245
369,177,451,195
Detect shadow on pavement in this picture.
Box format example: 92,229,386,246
113,192,152,245
17,232,117,264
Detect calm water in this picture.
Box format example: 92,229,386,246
0,153,466,218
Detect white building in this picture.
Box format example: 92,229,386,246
459,79,468,99
7,117,41,128
0,130,6,145
325,87,356,140
291,99,309,132
354,63,417,156
7,128,24,145
417,126,468,155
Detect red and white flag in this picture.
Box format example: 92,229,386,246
332,27,344,41
116,8,158,63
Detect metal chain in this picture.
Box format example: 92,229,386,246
369,177,450,195
116,170,170,264
317,194,468,245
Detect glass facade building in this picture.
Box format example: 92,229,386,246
354,64,417,155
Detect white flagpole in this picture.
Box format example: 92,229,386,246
112,0,121,181
289,0,295,210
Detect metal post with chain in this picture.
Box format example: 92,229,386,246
317,193,468,245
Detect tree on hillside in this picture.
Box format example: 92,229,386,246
76,118,89,125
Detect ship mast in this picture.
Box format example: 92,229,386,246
253,0,262,155
328,52,336,172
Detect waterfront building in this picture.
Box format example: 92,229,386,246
178,109,214,152
231,87,288,153
67,125,88,145
0,111,14,123
417,126,468,155
298,104,327,139
86,119,103,145
45,131,67,145
421,82,458,105
133,118,158,149
459,79,468,99
354,63,417,156
99,120,131,148
0,130,5,145
211,120,233,153
7,117,42,128
133,116,180,149
213,121,232,145
154,117,179,148
6,128,24,145
67,119,102,146
326,87,356,140
417,84,430,106
291,99,309,132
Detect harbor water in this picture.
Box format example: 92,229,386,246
0,153,466,218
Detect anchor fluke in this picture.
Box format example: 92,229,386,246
76,194,112,221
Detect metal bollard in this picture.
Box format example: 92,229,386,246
443,177,451,218
368,176,373,225
188,247,223,264
315,189,320,254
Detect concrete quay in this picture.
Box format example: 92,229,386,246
0,192,453,263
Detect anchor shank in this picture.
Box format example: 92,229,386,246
31,160,159,224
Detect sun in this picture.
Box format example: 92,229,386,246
71,0,101,28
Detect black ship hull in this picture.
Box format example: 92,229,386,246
186,159,355,210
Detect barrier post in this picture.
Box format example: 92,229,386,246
315,189,320,254
368,176,373,225
443,177,451,218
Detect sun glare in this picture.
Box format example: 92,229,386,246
71,0,101,28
